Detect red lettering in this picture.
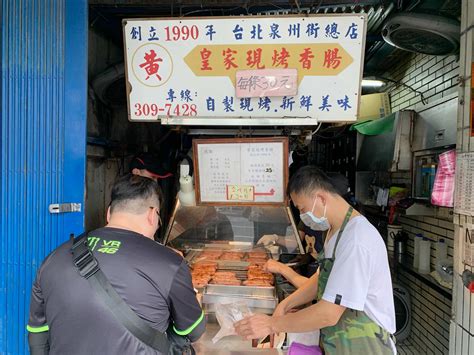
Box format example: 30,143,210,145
246,48,265,69
323,48,342,69
271,48,290,68
299,48,315,70
139,50,163,80
222,48,238,70
200,48,212,70
164,25,199,41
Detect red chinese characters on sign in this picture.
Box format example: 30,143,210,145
186,44,351,77
222,48,238,70
246,48,265,69
272,48,290,68
139,49,163,80
323,48,342,69
299,48,314,70
200,48,212,70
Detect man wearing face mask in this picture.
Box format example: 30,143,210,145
27,174,205,354
235,166,396,354
257,171,353,288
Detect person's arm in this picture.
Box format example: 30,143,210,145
274,300,345,332
235,300,346,339
274,268,319,315
236,237,375,339
168,260,206,342
28,331,50,355
27,265,50,355
264,260,308,289
277,264,308,288
298,230,305,239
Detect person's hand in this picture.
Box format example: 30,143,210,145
257,234,278,246
234,314,275,340
263,259,283,274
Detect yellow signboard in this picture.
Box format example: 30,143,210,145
184,43,353,85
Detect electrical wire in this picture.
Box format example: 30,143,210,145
379,76,428,105
309,0,324,14
314,124,348,140
310,123,322,136
180,6,246,17
294,0,302,13
246,2,287,13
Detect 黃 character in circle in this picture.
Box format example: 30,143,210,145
131,43,173,87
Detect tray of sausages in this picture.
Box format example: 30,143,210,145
191,261,218,289
190,249,273,289
244,265,274,287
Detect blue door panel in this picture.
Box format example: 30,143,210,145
1,1,87,353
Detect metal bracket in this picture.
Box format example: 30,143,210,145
49,203,82,214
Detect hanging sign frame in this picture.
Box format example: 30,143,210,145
123,14,367,125
193,137,289,206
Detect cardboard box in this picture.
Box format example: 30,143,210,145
359,93,391,122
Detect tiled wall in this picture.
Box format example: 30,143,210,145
396,270,452,353
388,52,459,112
397,212,455,269
383,49,460,354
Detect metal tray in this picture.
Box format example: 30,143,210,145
205,284,275,297
202,284,277,311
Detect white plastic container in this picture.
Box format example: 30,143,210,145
178,175,196,206
418,238,431,274
387,225,402,252
436,238,448,261
413,234,423,269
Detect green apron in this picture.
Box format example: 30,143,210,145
316,207,394,355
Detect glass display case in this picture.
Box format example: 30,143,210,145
164,202,303,256
163,200,304,352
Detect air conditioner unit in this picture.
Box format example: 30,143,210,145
382,13,460,55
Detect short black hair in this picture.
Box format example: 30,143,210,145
325,171,350,197
288,166,339,197
110,174,163,214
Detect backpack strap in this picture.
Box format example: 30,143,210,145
70,233,171,353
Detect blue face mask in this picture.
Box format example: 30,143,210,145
300,198,330,231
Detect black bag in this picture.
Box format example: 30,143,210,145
71,233,195,355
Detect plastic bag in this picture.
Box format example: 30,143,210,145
431,149,456,207
212,301,253,344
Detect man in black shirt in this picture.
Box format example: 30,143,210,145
27,174,205,354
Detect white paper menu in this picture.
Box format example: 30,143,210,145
195,139,287,204
455,152,474,216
